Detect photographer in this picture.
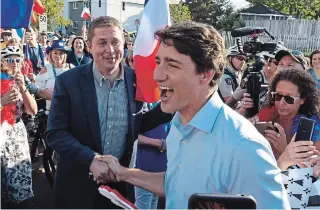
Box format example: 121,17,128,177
237,48,308,117
218,46,247,102
227,42,286,109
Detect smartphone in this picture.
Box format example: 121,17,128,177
188,194,257,209
295,117,315,142
255,122,279,135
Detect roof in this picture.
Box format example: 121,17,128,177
240,3,287,16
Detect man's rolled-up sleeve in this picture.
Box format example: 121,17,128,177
46,75,96,168
227,139,290,209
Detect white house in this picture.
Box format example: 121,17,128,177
90,0,145,32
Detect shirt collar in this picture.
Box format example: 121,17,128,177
92,61,124,86
172,92,224,133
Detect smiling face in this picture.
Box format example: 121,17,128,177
311,52,320,69
154,41,214,114
73,38,85,53
274,80,304,118
277,55,303,71
50,49,66,66
87,26,124,72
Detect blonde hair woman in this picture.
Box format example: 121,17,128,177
35,40,74,111
125,49,134,69
1,46,37,208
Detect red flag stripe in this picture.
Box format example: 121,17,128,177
133,0,171,102
33,0,45,15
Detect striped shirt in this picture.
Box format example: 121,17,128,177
92,62,129,159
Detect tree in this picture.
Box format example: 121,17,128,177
31,0,72,32
185,0,244,30
170,1,192,24
247,0,320,19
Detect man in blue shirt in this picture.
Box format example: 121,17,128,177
97,21,290,209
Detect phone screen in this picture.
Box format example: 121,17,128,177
255,122,278,134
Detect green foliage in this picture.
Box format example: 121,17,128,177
247,0,320,19
185,0,245,31
32,0,72,31
170,2,192,24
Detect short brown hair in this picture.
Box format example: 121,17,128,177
87,16,123,42
155,21,225,88
6,38,20,47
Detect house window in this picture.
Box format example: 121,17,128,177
73,2,78,9
86,21,91,28
73,21,79,29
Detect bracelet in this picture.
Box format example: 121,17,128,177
20,87,28,93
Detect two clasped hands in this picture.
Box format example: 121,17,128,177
89,155,126,185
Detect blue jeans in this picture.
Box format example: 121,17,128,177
134,187,159,209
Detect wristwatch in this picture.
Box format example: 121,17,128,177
20,86,28,94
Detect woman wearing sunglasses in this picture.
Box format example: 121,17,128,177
249,69,320,168
0,46,37,208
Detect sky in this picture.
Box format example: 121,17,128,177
230,0,250,10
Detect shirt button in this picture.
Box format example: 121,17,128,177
108,125,112,128
109,108,112,111
178,164,183,168
182,140,187,144
107,142,109,145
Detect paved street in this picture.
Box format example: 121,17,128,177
31,146,55,209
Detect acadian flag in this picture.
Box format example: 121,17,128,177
31,0,45,23
81,7,91,20
133,0,171,102
1,0,34,28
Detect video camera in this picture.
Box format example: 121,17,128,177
231,27,277,117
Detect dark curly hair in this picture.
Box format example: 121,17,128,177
266,68,319,117
70,36,90,55
154,21,226,88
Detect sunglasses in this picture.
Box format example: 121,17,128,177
235,55,247,61
271,92,300,104
6,58,21,63
2,33,12,37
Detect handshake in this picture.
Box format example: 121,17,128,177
89,155,126,185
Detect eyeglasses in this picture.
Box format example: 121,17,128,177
6,58,21,63
271,92,300,104
235,55,247,61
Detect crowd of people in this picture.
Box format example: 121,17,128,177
1,16,320,209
